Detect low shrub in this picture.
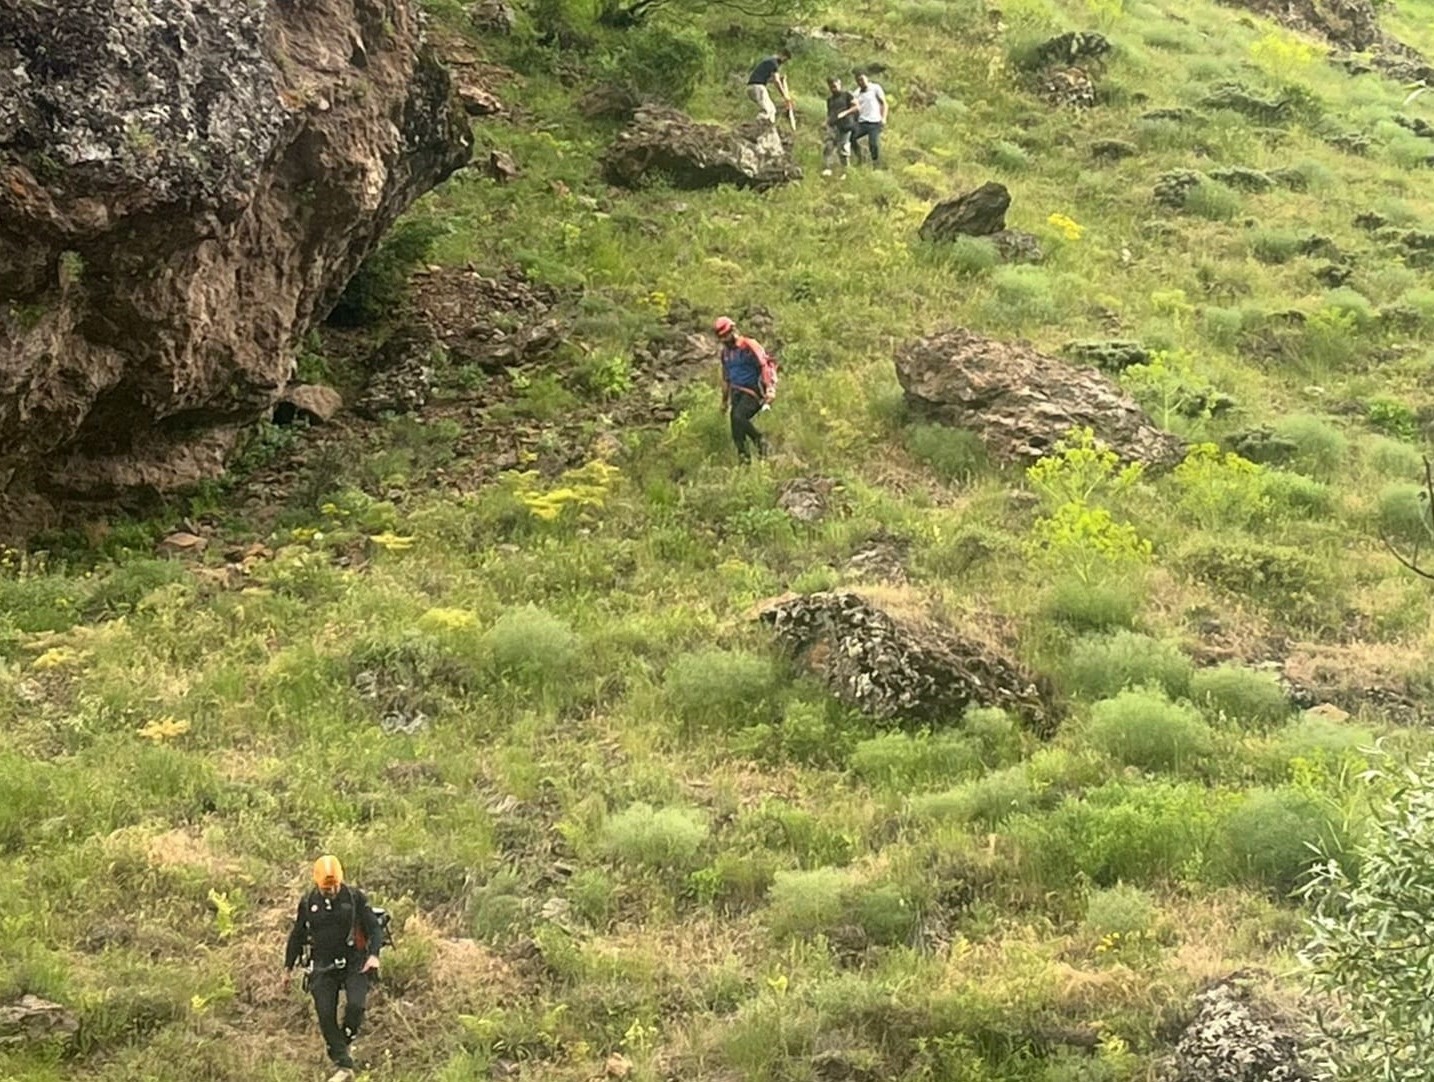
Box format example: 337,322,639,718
989,265,1060,328
849,731,984,790
481,605,582,694
1272,414,1349,479
1063,631,1193,700
1181,537,1327,610
934,236,999,277
618,24,712,105
84,559,190,619
1262,470,1334,519
598,802,709,870
911,766,1036,827
1210,787,1346,894
664,648,782,730
962,706,1024,766
1365,397,1419,442
905,424,989,483
1083,883,1158,940
1375,482,1431,547
1261,715,1373,778
1087,689,1214,773
765,868,918,946
1250,228,1303,264
1184,180,1242,221
1041,574,1142,631
1189,664,1291,729
1366,435,1424,479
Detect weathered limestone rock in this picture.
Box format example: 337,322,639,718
0,0,472,500
274,384,343,426
1216,0,1379,51
1031,30,1112,67
755,591,1059,733
1167,977,1314,1082
0,995,78,1047
920,181,1010,240
601,106,800,190
1041,67,1097,108
895,328,1185,468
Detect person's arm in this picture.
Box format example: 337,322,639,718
355,889,383,972
775,71,791,102
752,341,776,401
878,86,888,123
283,898,306,970
839,99,860,120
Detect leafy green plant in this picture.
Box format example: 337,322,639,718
1087,689,1214,774
617,24,713,105
1376,482,1432,547
1041,574,1142,631
1083,883,1157,940
1183,181,1241,222
1366,397,1419,443
481,605,583,694
1302,756,1434,1082
848,731,984,790
1173,444,1271,529
911,765,1036,826
1181,538,1327,611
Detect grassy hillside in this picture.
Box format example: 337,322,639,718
5,0,1434,1078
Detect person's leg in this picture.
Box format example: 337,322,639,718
869,122,883,164
341,968,370,1046
747,84,776,123
733,395,765,462
310,972,348,1065
853,122,870,163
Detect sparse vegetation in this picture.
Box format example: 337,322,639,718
10,0,1434,1078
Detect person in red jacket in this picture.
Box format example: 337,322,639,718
714,315,775,464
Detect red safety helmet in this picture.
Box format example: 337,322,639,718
713,316,735,337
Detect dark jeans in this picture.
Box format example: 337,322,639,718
729,393,766,463
310,964,369,1064
852,120,883,164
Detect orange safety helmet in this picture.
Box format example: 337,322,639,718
312,855,344,893
713,316,735,337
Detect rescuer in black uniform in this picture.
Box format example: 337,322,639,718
284,855,383,1071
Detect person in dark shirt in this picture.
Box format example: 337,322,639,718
822,76,859,177
746,49,791,124
714,315,775,464
283,856,384,1072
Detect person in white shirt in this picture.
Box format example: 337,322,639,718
851,71,887,166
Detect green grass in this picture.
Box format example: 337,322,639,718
8,0,1434,1078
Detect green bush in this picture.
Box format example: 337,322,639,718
1272,414,1348,479
934,236,999,276
962,706,1024,766
1366,436,1424,479
84,559,190,619
1211,787,1345,894
1064,631,1193,700
1181,537,1326,608
1083,883,1158,940
989,265,1059,327
984,139,1032,171
911,766,1036,827
1262,470,1333,519
1087,689,1214,773
1262,715,1372,777
1009,780,1214,888
0,572,82,634
1249,228,1303,264
598,802,709,870
1375,482,1431,547
1190,664,1291,729
329,218,447,327
481,605,582,692
848,731,984,790
1041,574,1142,631
1184,180,1242,221
765,867,848,938
905,424,989,483
620,24,713,105
1365,397,1419,442
664,648,781,730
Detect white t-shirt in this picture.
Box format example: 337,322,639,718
855,82,886,123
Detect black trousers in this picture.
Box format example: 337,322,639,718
310,964,369,1062
729,393,766,463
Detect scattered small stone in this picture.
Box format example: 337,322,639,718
1326,131,1370,155
157,531,207,557
355,322,436,418
777,477,835,523
989,229,1045,264
1314,262,1353,287
467,0,517,34
1040,67,1096,108
0,995,79,1047
1153,169,1204,208
485,150,520,183
1224,426,1299,465
1394,113,1434,139
1305,702,1350,723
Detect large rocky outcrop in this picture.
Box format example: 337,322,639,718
895,329,1185,468
756,591,1059,734
0,0,472,501
1167,977,1314,1082
1217,0,1380,51
602,105,800,190
919,182,1044,263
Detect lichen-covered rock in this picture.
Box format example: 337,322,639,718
1216,0,1378,51
919,182,1010,241
1200,83,1293,123
601,105,799,190
1167,977,1314,1082
0,0,472,500
895,328,1185,469
989,229,1045,264
1031,31,1112,68
1154,169,1205,208
755,591,1058,733
1090,138,1138,161
1041,67,1097,108
1208,166,1275,193
0,994,78,1047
